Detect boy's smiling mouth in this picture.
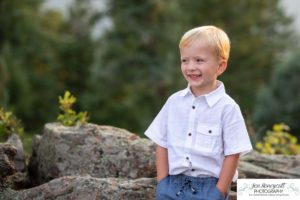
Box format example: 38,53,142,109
188,74,202,80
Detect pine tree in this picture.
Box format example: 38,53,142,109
0,0,98,132
0,0,60,131
84,0,177,134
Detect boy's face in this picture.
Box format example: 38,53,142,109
180,39,227,96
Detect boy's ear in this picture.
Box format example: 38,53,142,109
217,60,227,76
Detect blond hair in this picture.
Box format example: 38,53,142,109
179,26,230,61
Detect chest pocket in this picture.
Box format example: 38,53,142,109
194,124,222,155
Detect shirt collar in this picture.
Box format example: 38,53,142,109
179,86,193,97
179,81,226,107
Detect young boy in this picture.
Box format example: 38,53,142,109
145,25,252,200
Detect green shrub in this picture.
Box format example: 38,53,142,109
0,107,24,141
256,123,300,155
57,91,89,126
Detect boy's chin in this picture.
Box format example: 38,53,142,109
188,82,202,87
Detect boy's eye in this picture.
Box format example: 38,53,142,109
196,58,204,63
181,59,188,63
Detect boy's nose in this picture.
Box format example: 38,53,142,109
186,63,196,71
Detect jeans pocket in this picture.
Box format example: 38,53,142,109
157,175,169,186
214,186,225,200
156,175,170,199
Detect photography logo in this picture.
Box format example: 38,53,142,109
237,179,300,200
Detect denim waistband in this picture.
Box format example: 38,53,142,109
170,174,218,185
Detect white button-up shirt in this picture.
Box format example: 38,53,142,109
145,81,252,181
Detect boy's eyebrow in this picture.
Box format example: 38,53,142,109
193,55,207,59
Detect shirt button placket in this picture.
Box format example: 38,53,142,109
184,99,197,170
189,102,196,138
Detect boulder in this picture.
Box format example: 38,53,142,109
0,144,17,186
2,122,300,200
6,134,26,172
239,150,300,178
28,123,156,184
1,137,30,190
1,176,156,200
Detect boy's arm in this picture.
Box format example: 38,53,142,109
156,145,169,182
216,153,239,197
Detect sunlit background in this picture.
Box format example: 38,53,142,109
1,0,300,153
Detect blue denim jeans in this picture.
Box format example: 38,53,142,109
156,174,229,200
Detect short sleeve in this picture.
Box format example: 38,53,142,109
222,104,252,156
144,100,169,148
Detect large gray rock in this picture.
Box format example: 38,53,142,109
0,144,17,185
6,134,26,172
0,140,30,190
0,176,156,200
29,123,156,184
239,150,300,178
3,122,300,200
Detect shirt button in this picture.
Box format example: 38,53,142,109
191,169,195,171
208,130,212,133
186,157,189,160
188,133,192,136
192,106,195,109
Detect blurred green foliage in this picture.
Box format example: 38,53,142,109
0,0,96,133
0,107,24,141
84,0,296,135
256,123,300,155
57,91,89,126
253,49,300,137
0,0,298,139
